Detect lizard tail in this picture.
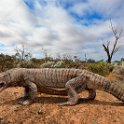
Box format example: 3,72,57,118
103,81,124,103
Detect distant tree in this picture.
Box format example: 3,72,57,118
84,53,87,63
97,59,104,63
15,44,32,67
87,58,95,63
73,56,81,62
62,54,72,61
121,58,124,61
102,20,123,63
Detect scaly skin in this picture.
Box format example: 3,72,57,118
0,68,124,105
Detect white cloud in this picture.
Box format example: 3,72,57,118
0,0,123,60
69,0,122,17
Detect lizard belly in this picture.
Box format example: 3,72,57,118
35,80,67,88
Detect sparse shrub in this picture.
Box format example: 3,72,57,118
0,54,16,71
62,59,83,68
16,61,38,68
40,61,55,68
31,58,46,68
87,62,113,76
54,61,65,68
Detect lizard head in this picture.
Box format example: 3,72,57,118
0,72,10,92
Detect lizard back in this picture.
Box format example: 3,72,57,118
23,68,82,88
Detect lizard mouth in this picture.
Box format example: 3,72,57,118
0,81,6,91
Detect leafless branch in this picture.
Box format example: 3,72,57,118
102,19,123,63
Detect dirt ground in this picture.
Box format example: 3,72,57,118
0,73,124,124
0,88,124,124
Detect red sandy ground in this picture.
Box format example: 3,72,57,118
0,73,124,124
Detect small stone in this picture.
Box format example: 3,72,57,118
38,110,43,115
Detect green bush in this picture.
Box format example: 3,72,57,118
40,60,83,68
54,61,65,68
87,62,113,76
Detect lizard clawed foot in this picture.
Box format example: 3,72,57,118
18,99,33,105
18,97,33,105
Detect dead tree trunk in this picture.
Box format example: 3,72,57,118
102,20,123,63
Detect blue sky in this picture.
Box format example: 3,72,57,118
0,0,124,61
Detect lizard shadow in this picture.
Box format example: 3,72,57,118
34,96,123,106
2,96,123,106
78,98,124,106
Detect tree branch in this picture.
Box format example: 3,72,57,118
103,19,123,63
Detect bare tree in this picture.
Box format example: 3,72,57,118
41,48,48,59
41,48,53,62
103,20,123,63
15,44,32,67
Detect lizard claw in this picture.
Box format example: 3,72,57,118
18,98,33,105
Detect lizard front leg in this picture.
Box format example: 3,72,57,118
18,81,37,105
58,75,87,106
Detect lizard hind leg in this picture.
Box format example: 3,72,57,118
18,82,37,105
58,76,87,106
86,88,96,100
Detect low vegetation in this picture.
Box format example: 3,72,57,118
0,53,118,76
